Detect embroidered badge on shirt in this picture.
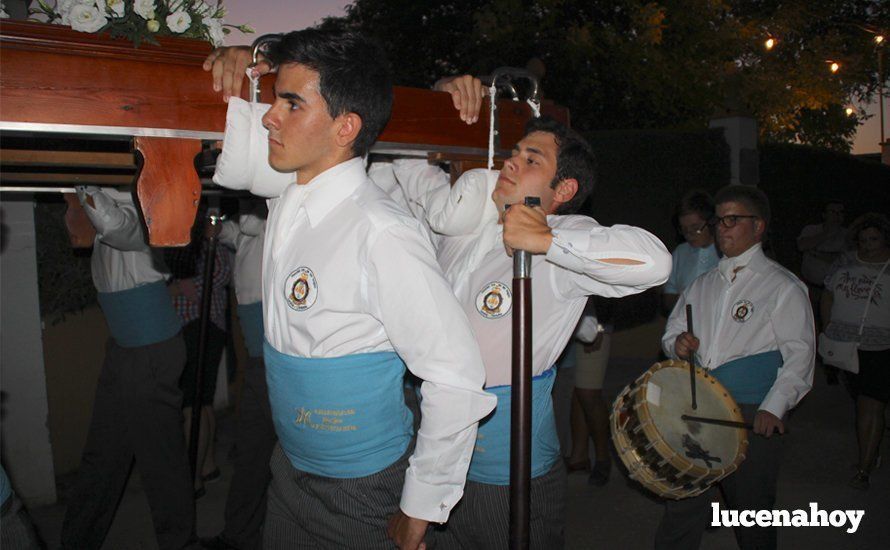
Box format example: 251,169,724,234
285,267,318,311
731,299,754,323
476,282,512,319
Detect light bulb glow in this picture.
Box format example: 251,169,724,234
765,38,775,50
845,107,854,116
830,62,840,73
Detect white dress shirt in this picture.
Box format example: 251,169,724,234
257,157,495,523
662,243,815,419
77,187,170,293
389,163,673,387
219,213,265,305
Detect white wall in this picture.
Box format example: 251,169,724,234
1,198,57,506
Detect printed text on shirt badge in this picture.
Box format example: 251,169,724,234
285,267,318,311
476,281,512,319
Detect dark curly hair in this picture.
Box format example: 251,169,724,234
523,116,596,215
268,29,393,157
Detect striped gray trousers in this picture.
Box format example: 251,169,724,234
431,460,566,549
264,443,414,549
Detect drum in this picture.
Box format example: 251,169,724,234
611,359,748,499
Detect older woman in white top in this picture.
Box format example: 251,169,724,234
821,213,890,490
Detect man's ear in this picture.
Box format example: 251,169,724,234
754,217,767,239
552,178,578,209
335,112,363,150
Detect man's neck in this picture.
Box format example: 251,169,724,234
296,153,359,185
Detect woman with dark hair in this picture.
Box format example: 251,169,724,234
821,213,890,490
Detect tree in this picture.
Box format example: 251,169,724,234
321,0,889,152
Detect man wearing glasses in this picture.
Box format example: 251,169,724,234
662,190,720,314
656,185,815,550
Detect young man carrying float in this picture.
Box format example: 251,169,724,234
383,76,672,547
204,31,495,549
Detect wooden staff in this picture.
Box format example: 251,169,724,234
510,196,539,550
685,304,698,410
188,207,221,481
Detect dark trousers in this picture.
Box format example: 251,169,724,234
61,335,195,550
220,357,277,550
654,404,785,550
1,494,42,550
431,460,567,549
263,443,411,549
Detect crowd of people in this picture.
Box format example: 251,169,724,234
1,26,887,550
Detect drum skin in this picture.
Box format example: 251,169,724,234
611,359,748,499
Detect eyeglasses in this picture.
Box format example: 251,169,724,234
710,215,759,228
680,223,708,236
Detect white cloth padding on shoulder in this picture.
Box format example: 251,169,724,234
212,97,295,198
426,168,498,236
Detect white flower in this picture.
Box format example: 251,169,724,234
146,18,159,32
166,10,191,33
100,0,125,18
206,17,224,46
68,4,107,33
54,0,91,25
133,0,154,20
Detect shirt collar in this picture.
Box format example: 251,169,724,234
300,157,367,228
718,242,763,282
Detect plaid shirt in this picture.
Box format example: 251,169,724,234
172,246,232,330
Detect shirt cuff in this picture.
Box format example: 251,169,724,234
545,228,591,271
399,443,475,524
759,389,790,419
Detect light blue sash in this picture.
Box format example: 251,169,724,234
264,342,413,478
96,281,181,348
236,302,264,358
711,350,783,405
468,368,561,485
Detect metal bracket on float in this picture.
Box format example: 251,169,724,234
249,34,283,102
482,67,541,150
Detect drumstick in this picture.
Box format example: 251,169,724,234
685,304,698,410
682,414,753,431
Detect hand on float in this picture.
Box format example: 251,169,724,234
203,46,272,102
502,204,552,257
674,332,700,361
433,74,486,125
386,510,428,550
753,410,784,438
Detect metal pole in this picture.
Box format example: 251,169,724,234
188,208,221,481
879,47,885,145
509,196,539,550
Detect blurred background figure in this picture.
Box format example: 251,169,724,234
799,200,848,385
820,213,890,490
662,190,719,316
565,299,613,486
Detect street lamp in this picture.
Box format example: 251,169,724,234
765,37,776,51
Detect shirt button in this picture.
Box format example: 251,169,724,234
440,503,449,511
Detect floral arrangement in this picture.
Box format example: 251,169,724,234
24,1,253,47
